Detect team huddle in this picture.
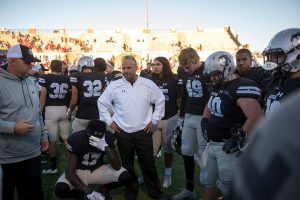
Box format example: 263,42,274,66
0,28,300,200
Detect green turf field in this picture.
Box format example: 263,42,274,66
41,142,202,200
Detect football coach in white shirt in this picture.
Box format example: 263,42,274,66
98,55,167,200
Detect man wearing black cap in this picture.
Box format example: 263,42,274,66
0,44,49,200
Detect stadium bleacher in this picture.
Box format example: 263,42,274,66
0,26,251,68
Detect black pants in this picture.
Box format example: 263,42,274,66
2,155,44,200
116,130,163,200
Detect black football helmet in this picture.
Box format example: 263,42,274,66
86,120,106,138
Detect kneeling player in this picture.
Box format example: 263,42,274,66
54,120,133,200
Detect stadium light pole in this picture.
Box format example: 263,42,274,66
146,0,150,28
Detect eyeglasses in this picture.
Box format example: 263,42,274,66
122,55,137,63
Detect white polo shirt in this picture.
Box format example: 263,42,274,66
98,76,165,133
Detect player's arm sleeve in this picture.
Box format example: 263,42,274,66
235,83,261,99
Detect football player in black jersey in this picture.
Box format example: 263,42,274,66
68,56,107,132
149,57,181,188
262,28,300,116
172,48,209,200
106,62,123,81
227,89,300,200
201,51,262,200
54,120,133,200
140,62,153,80
39,60,71,174
235,48,271,106
94,57,115,84
68,65,79,75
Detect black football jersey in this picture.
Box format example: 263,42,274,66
39,74,71,106
111,70,123,80
179,66,209,116
70,72,107,119
237,67,271,102
140,69,152,80
66,131,104,171
264,77,300,115
105,73,115,84
236,67,270,89
105,71,123,85
207,77,260,141
152,74,180,120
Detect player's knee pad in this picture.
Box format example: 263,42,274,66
55,182,71,198
118,170,132,184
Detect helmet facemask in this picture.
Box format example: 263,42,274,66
205,70,225,88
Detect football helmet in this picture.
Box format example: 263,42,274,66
171,126,182,154
86,120,106,139
263,28,300,73
78,56,94,72
204,51,235,86
68,65,79,73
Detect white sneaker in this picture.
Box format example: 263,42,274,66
172,188,196,200
42,168,58,174
163,175,172,188
138,175,144,185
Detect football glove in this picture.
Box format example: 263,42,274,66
231,124,247,147
89,136,108,151
222,137,239,153
222,124,247,154
201,117,210,142
87,191,105,200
